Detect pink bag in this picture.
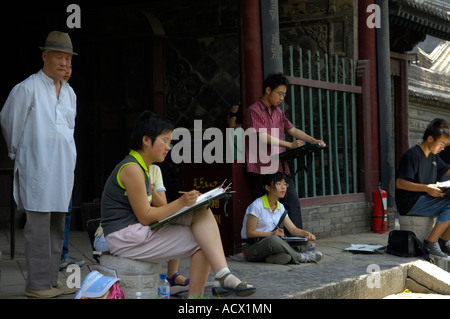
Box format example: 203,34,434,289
106,283,125,299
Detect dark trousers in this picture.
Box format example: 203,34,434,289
246,172,303,230
242,235,310,263
24,211,65,290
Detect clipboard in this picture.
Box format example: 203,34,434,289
281,236,307,243
150,181,232,230
274,142,324,162
271,143,326,176
273,211,307,243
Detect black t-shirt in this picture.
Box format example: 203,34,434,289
395,145,450,215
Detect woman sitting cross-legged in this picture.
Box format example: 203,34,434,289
241,172,323,265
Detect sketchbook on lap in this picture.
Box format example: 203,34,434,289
150,185,230,230
281,236,308,242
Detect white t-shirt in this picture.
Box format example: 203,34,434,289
240,194,287,239
149,164,166,193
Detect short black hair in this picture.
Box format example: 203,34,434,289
422,118,450,141
262,73,289,95
130,111,175,150
263,172,287,189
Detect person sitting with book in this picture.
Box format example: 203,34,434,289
240,172,322,264
396,118,450,259
93,164,190,292
100,111,255,298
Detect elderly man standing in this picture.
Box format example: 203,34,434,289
0,31,78,298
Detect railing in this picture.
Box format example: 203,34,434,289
281,47,362,198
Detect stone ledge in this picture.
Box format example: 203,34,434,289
294,260,450,299
398,215,435,243
294,264,407,299
408,260,450,295
99,254,162,299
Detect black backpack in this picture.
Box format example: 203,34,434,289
386,230,432,262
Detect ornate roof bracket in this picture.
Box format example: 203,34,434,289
390,0,450,41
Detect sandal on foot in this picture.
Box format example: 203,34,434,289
212,272,256,297
168,273,189,287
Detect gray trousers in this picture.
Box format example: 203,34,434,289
242,235,311,264
24,211,65,290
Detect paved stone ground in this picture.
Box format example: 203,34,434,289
0,227,445,300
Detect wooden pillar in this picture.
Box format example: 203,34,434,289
357,60,373,202
223,0,264,253
239,0,263,112
376,0,394,205
260,0,281,78
393,55,411,167
358,0,380,200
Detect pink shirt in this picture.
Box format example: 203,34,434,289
243,98,294,174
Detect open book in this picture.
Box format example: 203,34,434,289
150,185,230,230
437,180,450,189
437,180,450,197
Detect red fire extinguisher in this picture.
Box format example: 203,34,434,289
372,183,387,233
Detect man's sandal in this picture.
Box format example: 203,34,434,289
212,271,256,297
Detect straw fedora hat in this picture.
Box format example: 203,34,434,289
39,31,77,55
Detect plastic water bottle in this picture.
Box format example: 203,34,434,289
158,274,170,299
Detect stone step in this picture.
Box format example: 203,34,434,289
407,260,450,295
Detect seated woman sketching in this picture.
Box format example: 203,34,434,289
94,164,190,291
241,172,323,264
100,111,255,298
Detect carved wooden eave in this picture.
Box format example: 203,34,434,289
390,0,450,41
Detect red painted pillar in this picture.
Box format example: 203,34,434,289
220,0,264,254
239,0,263,112
358,0,380,198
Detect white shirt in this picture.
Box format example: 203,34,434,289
149,164,166,193
240,194,286,239
0,70,77,212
